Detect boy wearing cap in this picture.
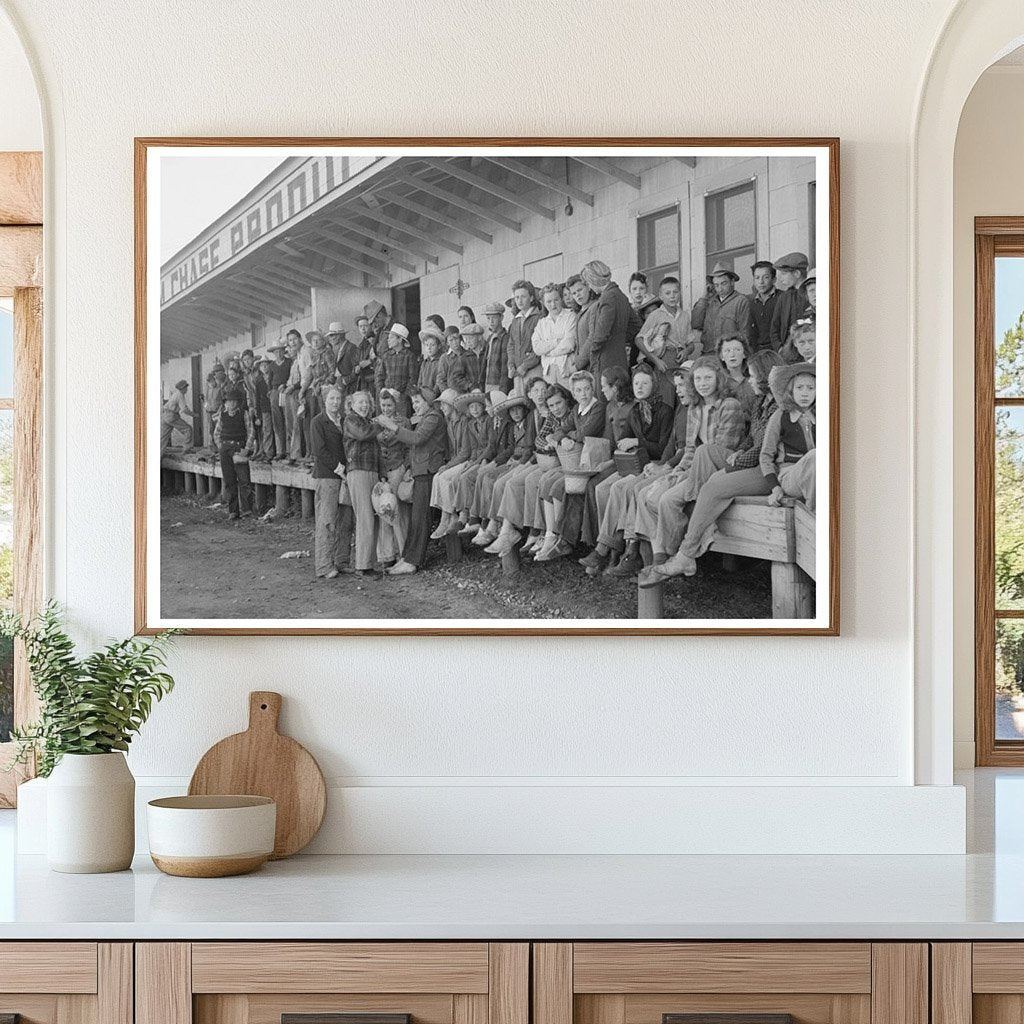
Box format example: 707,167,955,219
481,301,511,393
769,252,810,351
435,326,463,395
251,358,276,461
160,380,194,453
374,323,417,416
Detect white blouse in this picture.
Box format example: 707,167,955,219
532,308,579,380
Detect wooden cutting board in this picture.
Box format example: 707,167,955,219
188,691,326,859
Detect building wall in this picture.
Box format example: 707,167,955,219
0,0,974,852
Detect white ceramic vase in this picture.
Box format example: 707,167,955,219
46,752,135,873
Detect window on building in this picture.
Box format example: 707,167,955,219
705,182,756,294
976,223,1024,765
637,207,680,294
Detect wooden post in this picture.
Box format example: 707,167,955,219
255,482,270,514
276,484,290,515
637,578,664,618
195,473,207,498
183,472,195,495
639,539,654,567
445,532,464,563
771,561,815,618
300,489,314,519
501,545,520,576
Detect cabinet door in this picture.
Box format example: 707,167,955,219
533,944,928,1024
137,943,528,1024
943,943,1024,1024
0,943,131,1024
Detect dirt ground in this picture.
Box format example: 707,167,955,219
160,493,774,621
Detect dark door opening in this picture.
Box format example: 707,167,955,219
392,280,421,356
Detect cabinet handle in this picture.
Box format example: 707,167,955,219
283,1015,411,1024
664,1016,795,1024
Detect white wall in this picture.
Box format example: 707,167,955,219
0,0,976,852
952,66,1024,767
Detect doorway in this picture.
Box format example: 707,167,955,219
391,280,421,355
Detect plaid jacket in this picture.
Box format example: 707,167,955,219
452,348,485,394
729,393,777,471
342,413,383,473
483,327,511,392
682,395,746,468
417,355,441,394
375,347,417,397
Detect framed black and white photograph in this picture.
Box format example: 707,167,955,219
135,137,838,635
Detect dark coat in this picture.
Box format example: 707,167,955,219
392,406,448,477
579,282,640,377
625,399,674,461
769,284,810,351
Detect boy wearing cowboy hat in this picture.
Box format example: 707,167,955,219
453,322,487,394
702,261,753,353
481,301,511,394
374,323,416,416
417,323,445,395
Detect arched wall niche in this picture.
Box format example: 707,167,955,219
913,1,1024,784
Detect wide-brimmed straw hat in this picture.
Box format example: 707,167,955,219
436,388,461,407
454,390,489,414
493,393,533,414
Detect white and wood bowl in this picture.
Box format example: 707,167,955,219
147,795,276,877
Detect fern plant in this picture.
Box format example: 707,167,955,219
0,602,179,777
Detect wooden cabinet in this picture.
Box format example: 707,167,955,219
532,944,928,1024
0,943,131,1024
136,944,528,1024
932,943,1024,1024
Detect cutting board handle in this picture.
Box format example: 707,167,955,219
248,691,282,734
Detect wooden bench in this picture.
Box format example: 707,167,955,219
637,495,816,620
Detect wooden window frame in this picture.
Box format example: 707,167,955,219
0,151,43,807
704,179,757,280
636,204,681,292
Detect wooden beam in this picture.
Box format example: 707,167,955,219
394,173,522,232
0,153,42,225
571,157,641,190
420,157,557,220
265,258,340,288
221,277,297,311
374,189,493,244
0,226,42,295
243,267,312,301
482,157,594,207
312,221,418,272
13,287,42,739
330,213,440,264
186,294,264,325
167,301,240,332
162,309,222,343
299,237,389,282
356,204,463,256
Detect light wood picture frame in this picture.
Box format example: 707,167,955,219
135,137,839,636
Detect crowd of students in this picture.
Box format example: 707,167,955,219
161,253,819,591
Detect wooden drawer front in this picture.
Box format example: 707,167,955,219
196,993,476,1024
0,943,98,994
577,993,871,1024
973,944,1024,993
572,944,873,995
191,943,491,994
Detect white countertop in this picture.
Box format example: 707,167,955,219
1,849,1023,940
1,769,1021,941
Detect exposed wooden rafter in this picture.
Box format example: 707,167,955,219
419,157,556,221
393,173,522,233
482,157,594,207
373,189,494,245
357,203,464,256
570,156,641,190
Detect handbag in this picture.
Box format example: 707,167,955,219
613,446,650,476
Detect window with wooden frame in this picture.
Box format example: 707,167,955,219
0,151,44,806
705,181,756,294
636,205,680,294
